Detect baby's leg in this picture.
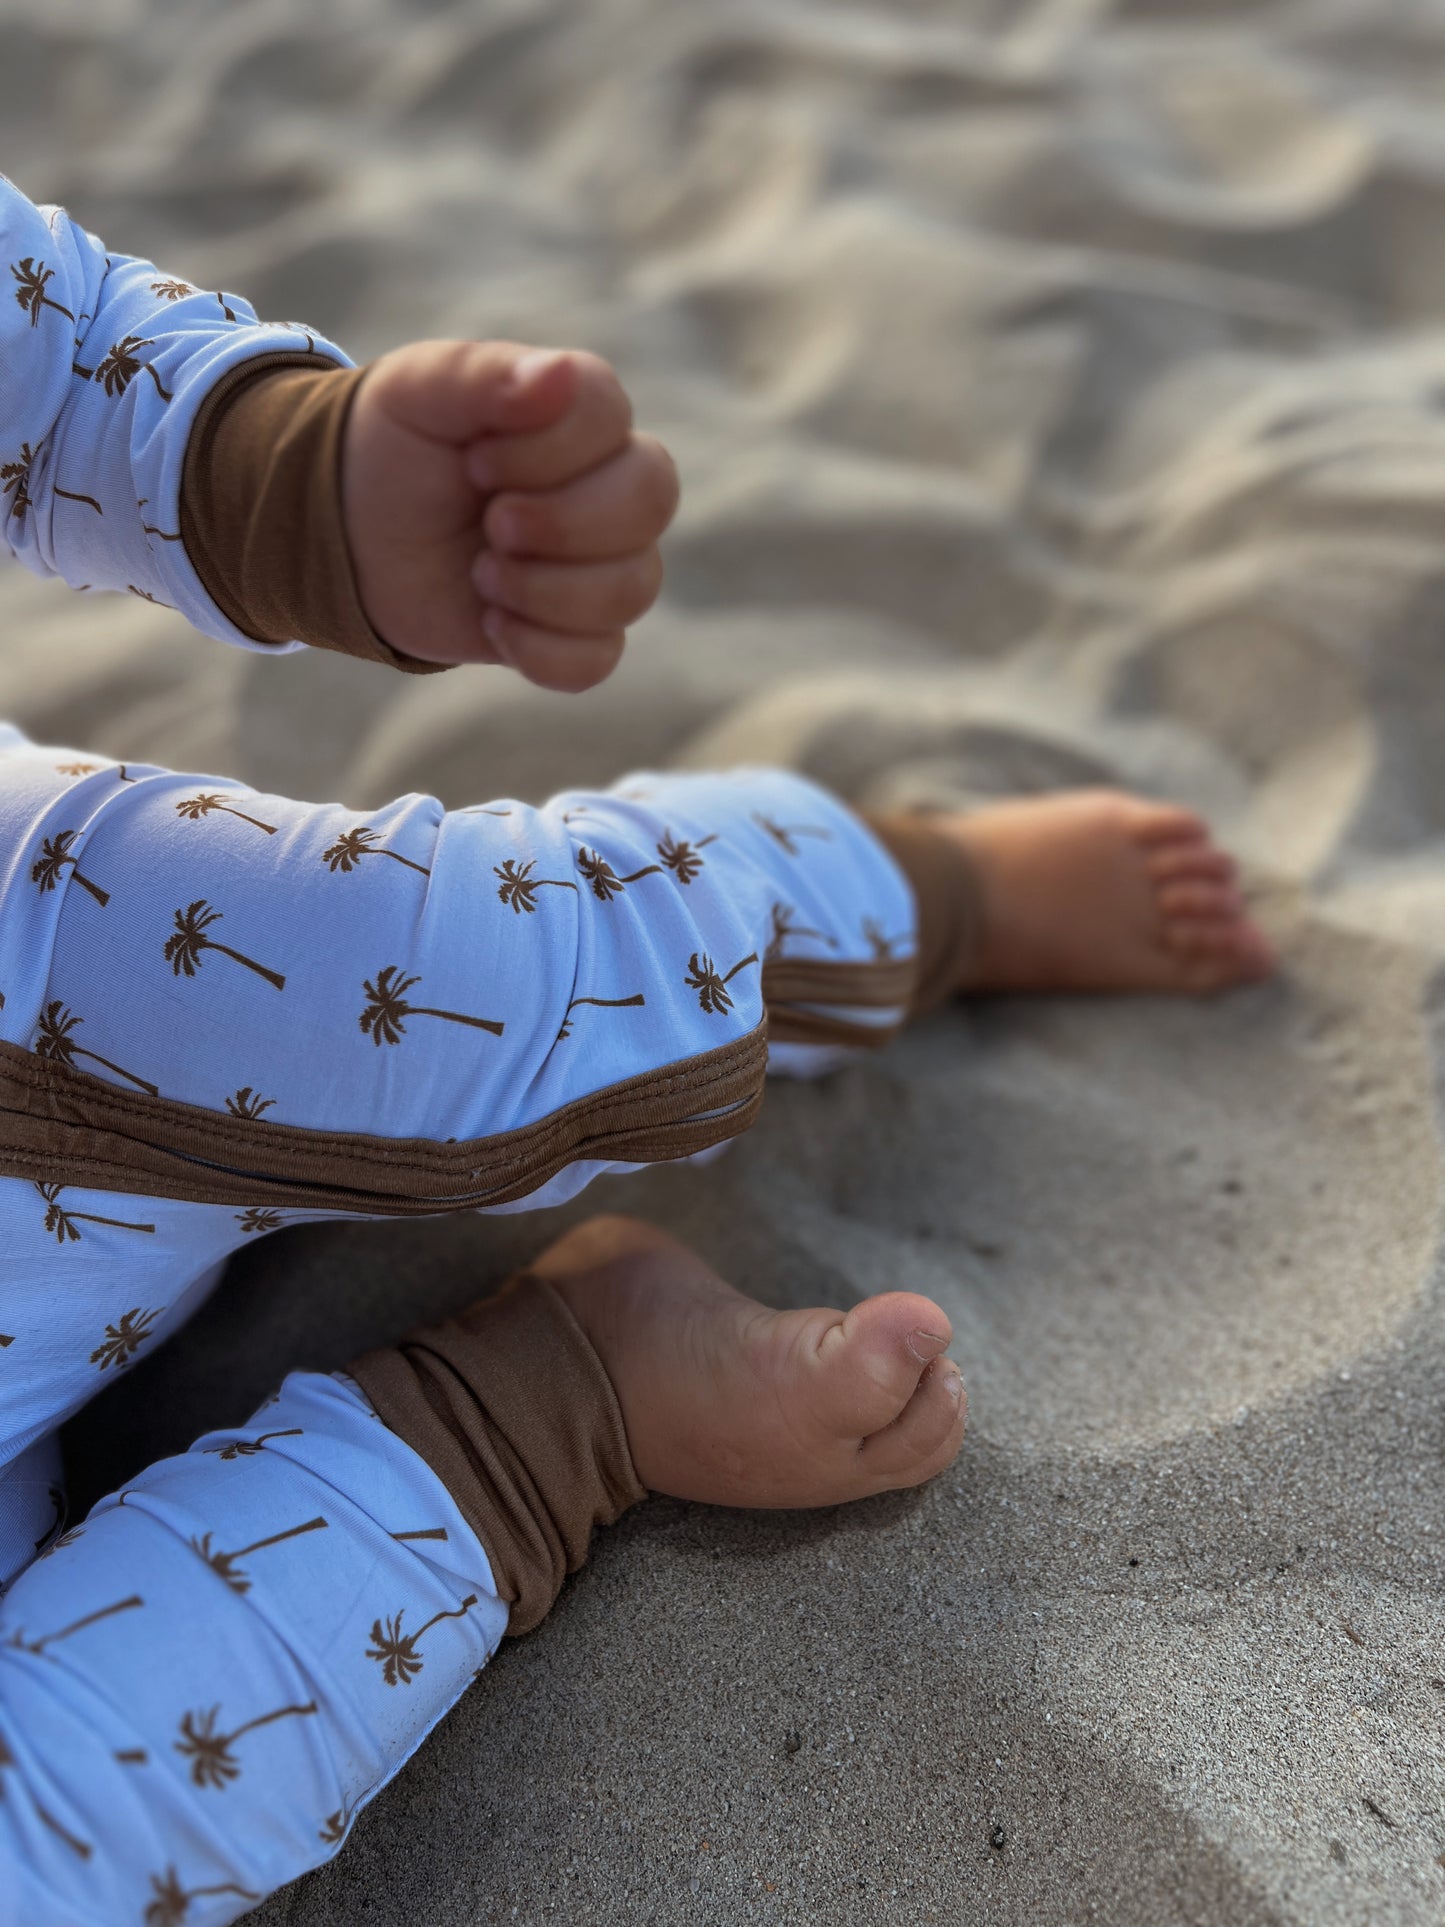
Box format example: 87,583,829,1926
0,1211,961,1922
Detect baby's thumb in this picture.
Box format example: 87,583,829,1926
369,340,577,444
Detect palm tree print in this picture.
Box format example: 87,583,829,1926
862,914,903,961
319,1803,355,1847
1,441,36,519
365,1596,478,1687
31,829,109,905
765,902,836,962
10,257,74,326
225,1085,275,1120
576,846,662,902
203,1427,303,1460
322,825,430,876
175,791,278,835
494,857,577,914
35,1001,158,1095
391,1526,449,1544
235,1206,285,1235
55,760,99,776
189,1516,328,1596
685,950,759,1016
93,333,174,402
35,1523,85,1562
89,1305,163,1369
9,1593,143,1657
0,1727,92,1860
557,991,646,1041
38,1183,156,1246
144,1868,259,1927
175,1700,319,1790
165,901,287,989
150,278,194,301
657,830,716,885
358,966,504,1047
752,812,833,858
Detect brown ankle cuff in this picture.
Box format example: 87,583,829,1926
348,1274,646,1635
181,357,447,675
862,811,983,1019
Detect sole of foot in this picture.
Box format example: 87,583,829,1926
531,1214,966,1509
945,789,1277,995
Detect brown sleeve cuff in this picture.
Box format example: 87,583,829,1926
862,811,982,1020
180,355,447,675
347,1273,646,1637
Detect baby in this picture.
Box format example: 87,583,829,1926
0,171,1272,1923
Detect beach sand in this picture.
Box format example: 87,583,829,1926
8,1,1445,1920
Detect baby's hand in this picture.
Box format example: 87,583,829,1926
342,340,678,690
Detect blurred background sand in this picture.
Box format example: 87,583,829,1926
6,0,1445,1920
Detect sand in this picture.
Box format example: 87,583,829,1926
7,0,1445,1920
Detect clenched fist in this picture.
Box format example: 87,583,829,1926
343,340,679,691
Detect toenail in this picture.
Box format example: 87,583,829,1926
943,1367,963,1404
908,1328,950,1362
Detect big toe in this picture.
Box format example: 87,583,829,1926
809,1291,956,1438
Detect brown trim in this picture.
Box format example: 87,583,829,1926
760,954,914,1049
0,1027,767,1216
181,355,445,675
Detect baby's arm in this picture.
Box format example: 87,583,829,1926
0,173,349,652
1,173,675,687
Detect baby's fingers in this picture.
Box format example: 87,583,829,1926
481,608,626,694
472,549,663,635
484,435,679,560
466,352,633,493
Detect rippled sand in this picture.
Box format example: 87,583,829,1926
9,2,1445,1921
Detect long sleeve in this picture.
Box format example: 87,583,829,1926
0,172,350,651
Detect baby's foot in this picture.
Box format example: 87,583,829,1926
529,1215,965,1508
944,790,1275,995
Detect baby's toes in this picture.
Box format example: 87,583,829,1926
1128,801,1212,850
858,1356,966,1488
1156,878,1244,923
810,1292,953,1439
1146,841,1237,888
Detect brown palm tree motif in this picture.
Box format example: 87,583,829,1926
494,857,577,914
765,901,837,962
127,584,170,605
862,914,904,961
319,1803,355,1846
391,1526,449,1544
235,1206,286,1235
0,1726,92,1860
752,812,833,858
89,1305,163,1368
114,1748,148,1765
175,1700,319,1790
576,846,662,902
1,441,36,518
93,333,174,402
0,1333,12,1348
225,1085,275,1120
657,830,716,885
322,825,430,876
359,966,504,1047
165,901,287,989
10,257,74,325
557,991,646,1041
150,278,194,301
174,792,278,835
55,760,99,776
365,1596,478,1687
31,829,109,905
189,1516,328,1595
38,1183,156,1246
685,950,759,1016
9,1592,143,1657
145,1867,260,1927
117,765,137,782
35,1000,159,1094
217,291,239,322
55,481,103,512
203,1426,303,1460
